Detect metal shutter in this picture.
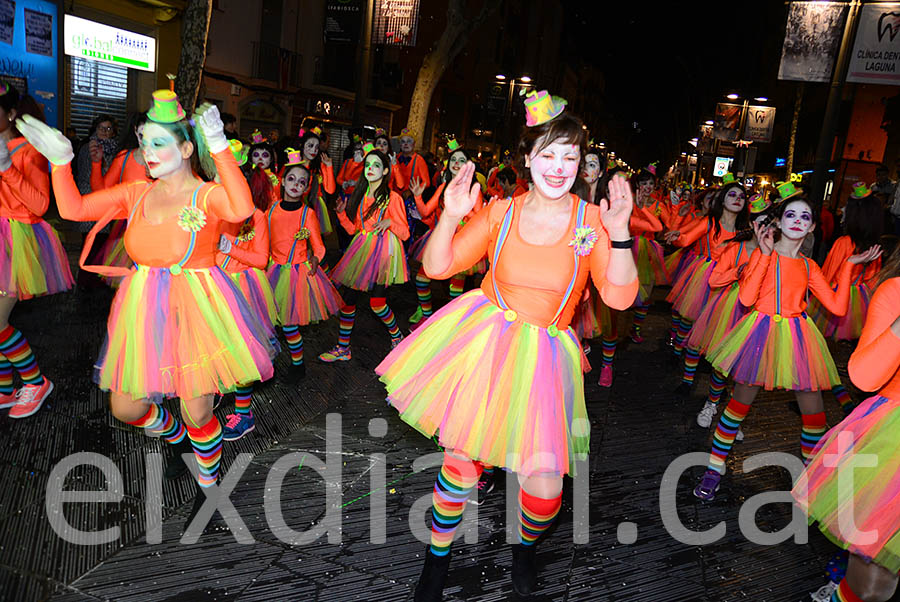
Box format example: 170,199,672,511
68,57,128,138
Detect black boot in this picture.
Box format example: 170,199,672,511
183,480,227,535
673,381,692,399
284,362,306,384
510,544,538,596
164,436,193,480
414,546,451,602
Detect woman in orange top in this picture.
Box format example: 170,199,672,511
18,92,275,532
297,127,336,234
267,153,343,379
336,139,364,199
0,84,73,419
373,129,406,192
319,146,409,361
377,98,639,599
663,187,715,288
793,245,900,602
247,130,281,210
694,198,881,501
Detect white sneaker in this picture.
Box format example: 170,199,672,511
696,401,717,428
809,581,838,602
735,428,745,442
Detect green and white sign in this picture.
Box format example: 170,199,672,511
63,14,155,72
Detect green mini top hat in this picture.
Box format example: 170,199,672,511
447,137,460,152
147,76,186,124
749,192,771,214
851,181,872,199
721,172,736,185
362,142,375,154
229,140,248,167
775,180,802,202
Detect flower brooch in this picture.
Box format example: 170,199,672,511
177,206,207,233
236,223,255,243
294,227,311,240
568,226,598,256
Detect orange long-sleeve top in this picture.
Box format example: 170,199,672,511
821,235,881,288
52,149,253,269
394,152,429,194
337,190,410,241
673,217,735,260
268,202,326,264
90,148,147,191
645,198,672,230
848,278,900,397
708,240,754,288
0,137,49,222
738,249,853,318
427,193,639,329
336,158,363,196
631,204,663,237
217,209,270,272
318,162,335,195
414,182,484,230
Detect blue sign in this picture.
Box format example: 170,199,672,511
0,0,58,127
775,157,786,167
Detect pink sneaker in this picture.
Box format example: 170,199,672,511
0,391,15,409
598,365,613,387
630,329,644,344
8,378,54,419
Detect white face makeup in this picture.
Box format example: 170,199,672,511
448,150,467,175
353,144,363,163
282,166,310,199
779,199,815,240
637,179,654,197
399,136,414,153
302,138,319,161
723,186,747,213
375,138,390,154
364,154,386,183
582,153,601,184
139,122,185,179
527,139,580,200
251,148,272,169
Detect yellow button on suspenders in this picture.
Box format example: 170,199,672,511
504,309,517,322
547,324,559,337
169,264,182,275
772,314,782,323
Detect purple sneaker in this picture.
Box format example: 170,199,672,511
693,469,721,501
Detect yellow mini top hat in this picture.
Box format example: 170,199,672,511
851,181,872,199
229,140,248,167
721,172,737,185
447,137,460,152
775,180,802,202
284,147,304,166
749,192,771,214
362,142,375,154
524,90,567,127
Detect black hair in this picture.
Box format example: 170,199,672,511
497,165,517,186
116,112,147,152
347,150,391,221
441,149,470,186
281,163,312,205
249,141,278,173
220,112,236,126
0,81,19,113
89,113,117,137
843,195,883,253
707,183,750,239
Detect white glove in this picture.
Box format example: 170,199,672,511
16,115,74,166
0,141,10,172
194,103,229,154
218,234,233,254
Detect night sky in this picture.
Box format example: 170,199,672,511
563,1,788,169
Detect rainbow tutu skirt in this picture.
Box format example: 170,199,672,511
269,262,343,326
793,395,900,572
331,230,409,290
686,282,749,356
665,247,697,286
632,235,667,305
0,218,73,299
377,289,588,476
407,229,432,263
809,283,870,341
667,257,716,321
228,267,278,331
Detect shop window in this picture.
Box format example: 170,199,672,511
68,57,128,138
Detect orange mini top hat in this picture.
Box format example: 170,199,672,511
850,181,872,199
284,147,304,166
362,142,375,154
523,89,567,127
446,137,460,152
775,180,802,202
749,192,771,214
251,129,265,144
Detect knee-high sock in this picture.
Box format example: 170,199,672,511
186,416,223,488
832,578,864,602
370,297,401,340
673,317,693,357
234,384,253,415
601,336,617,368
0,356,13,395
670,309,682,339
801,412,827,464
429,454,482,556
415,267,433,317
283,325,303,365
337,304,356,348
708,370,727,405
682,347,701,385
448,275,466,298
832,385,853,411
0,325,43,385
632,304,649,334
126,403,187,444
519,488,562,546
708,398,751,474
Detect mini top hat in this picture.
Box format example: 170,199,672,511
644,162,658,177
607,157,618,169
775,180,802,202
850,181,872,199
148,74,186,124
362,142,375,154
399,127,414,141
749,193,771,214
352,134,361,143
523,90,567,127
251,129,265,144
229,140,248,167
375,127,386,137
721,172,737,185
311,126,322,137
284,147,304,166
446,137,460,152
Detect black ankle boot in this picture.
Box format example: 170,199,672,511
164,436,193,480
414,546,451,602
284,362,306,384
510,543,538,596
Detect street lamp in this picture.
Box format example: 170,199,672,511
520,75,532,83
495,74,506,81
726,93,739,100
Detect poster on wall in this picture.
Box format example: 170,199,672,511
324,0,361,44
744,105,776,143
847,3,900,85
713,103,741,141
0,0,14,45
777,1,847,82
23,7,50,56
373,0,420,46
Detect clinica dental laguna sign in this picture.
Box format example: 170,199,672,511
63,15,155,72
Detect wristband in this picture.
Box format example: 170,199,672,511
610,239,633,249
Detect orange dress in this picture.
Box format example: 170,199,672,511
706,249,850,391
378,193,638,476
667,218,738,321
0,137,73,299
331,190,410,290
267,201,342,325
51,149,274,401
217,209,277,328
394,152,428,195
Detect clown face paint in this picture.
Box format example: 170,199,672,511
303,137,320,161
637,179,654,199
528,140,580,200
723,186,746,213
779,199,815,240
140,122,185,179
399,136,414,154
251,148,272,169
282,166,310,200
582,153,601,184
448,150,467,176
375,137,390,154
364,154,386,184
353,143,364,163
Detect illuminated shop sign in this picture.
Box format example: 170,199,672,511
64,15,155,71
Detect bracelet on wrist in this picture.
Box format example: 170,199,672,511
610,238,633,249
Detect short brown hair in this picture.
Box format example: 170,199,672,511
516,112,586,182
